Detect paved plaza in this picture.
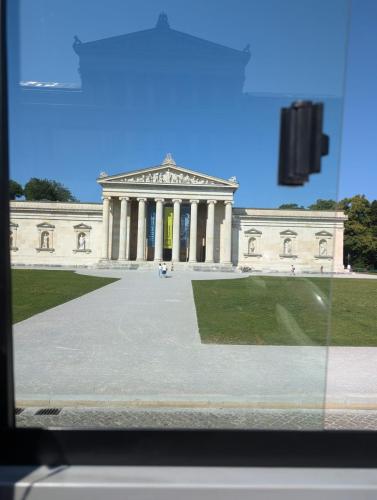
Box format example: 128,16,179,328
13,269,377,428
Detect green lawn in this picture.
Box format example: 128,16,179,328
192,276,377,346
12,269,118,324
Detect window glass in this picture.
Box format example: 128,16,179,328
8,0,356,430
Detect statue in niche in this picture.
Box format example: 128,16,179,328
319,239,327,256
284,238,292,255
41,231,50,249
10,230,13,248
248,237,256,254
78,233,86,250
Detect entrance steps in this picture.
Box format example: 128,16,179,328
96,260,236,272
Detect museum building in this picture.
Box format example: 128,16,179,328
10,154,347,272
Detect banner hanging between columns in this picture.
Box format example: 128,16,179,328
147,202,156,247
163,206,173,249
180,205,190,247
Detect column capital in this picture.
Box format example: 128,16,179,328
102,195,112,201
154,197,165,203
189,199,200,204
137,197,147,202
119,196,130,201
207,199,217,205
224,200,234,206
172,198,182,204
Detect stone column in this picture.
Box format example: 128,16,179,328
136,198,147,261
125,202,131,260
189,200,199,263
118,196,129,260
172,198,182,262
101,196,111,259
205,200,217,263
222,200,233,264
154,198,164,262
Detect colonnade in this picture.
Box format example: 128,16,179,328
101,196,233,264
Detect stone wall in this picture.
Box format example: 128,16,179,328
233,208,347,273
10,201,103,266
9,201,347,271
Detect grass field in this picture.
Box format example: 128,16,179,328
192,276,377,346
12,269,118,324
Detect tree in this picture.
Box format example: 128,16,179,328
24,178,77,202
337,195,377,270
9,180,24,200
370,200,377,238
308,199,337,211
278,203,304,210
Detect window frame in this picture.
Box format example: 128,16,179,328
3,0,377,469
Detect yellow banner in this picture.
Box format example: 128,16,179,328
164,207,173,249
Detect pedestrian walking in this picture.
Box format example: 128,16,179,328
162,262,167,278
291,264,295,275
158,262,162,278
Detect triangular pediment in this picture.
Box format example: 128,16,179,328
76,15,250,64
315,230,333,237
97,156,238,188
280,229,297,236
37,222,55,229
244,228,262,235
74,223,92,230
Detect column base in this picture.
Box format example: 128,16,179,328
205,260,214,264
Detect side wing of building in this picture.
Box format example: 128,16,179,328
9,201,103,266
233,209,347,273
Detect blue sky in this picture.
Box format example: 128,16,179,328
9,0,376,206
338,0,377,203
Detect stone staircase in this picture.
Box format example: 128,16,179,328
96,260,236,272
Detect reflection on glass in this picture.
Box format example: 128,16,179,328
9,0,351,430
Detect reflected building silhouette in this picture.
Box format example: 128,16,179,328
17,13,255,176
73,12,250,110
14,11,341,202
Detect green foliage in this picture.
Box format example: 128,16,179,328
308,199,337,210
280,195,377,270
337,195,377,270
9,179,24,200
278,203,304,209
24,177,77,202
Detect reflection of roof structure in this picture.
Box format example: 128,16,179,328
71,12,251,104
73,12,250,65
20,12,252,109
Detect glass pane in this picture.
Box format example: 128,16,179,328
8,0,355,430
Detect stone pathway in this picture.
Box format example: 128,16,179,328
13,269,377,430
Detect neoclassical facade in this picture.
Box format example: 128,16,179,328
10,155,347,272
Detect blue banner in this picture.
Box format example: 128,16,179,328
147,203,156,247
180,205,190,246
